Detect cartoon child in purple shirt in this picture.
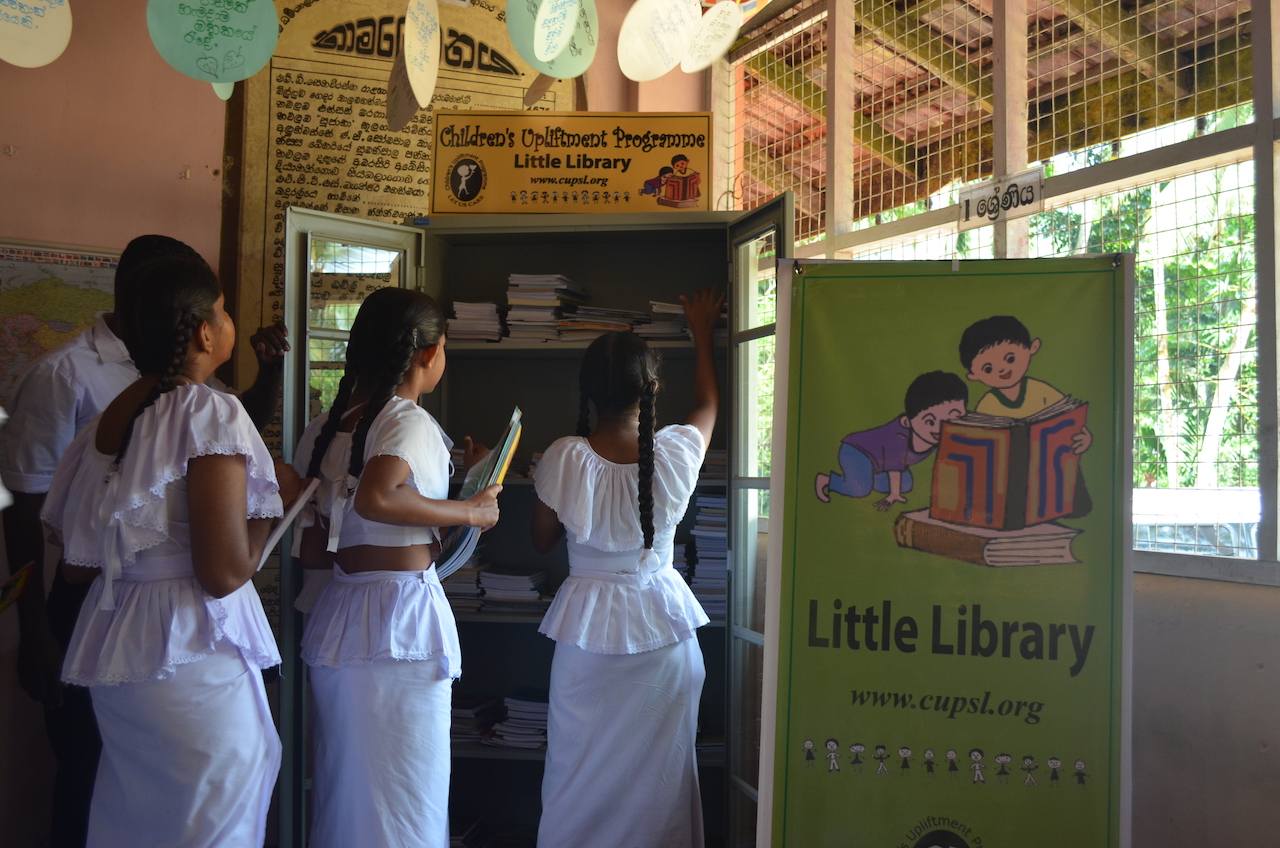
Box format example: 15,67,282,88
640,166,675,196
815,370,967,510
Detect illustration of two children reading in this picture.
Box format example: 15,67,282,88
816,316,1091,515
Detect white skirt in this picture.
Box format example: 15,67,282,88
538,638,705,848
87,638,281,848
309,659,453,848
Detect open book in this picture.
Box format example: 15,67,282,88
435,407,523,580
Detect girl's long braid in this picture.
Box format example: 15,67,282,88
116,313,201,465
305,371,356,480
347,325,417,478
637,377,657,550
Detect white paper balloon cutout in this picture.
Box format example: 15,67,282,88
0,0,72,68
507,0,599,79
405,0,443,107
385,36,420,133
147,0,277,83
534,0,580,62
212,82,235,100
681,0,742,73
616,0,702,83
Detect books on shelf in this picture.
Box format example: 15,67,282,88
690,493,728,621
699,449,727,485
930,398,1089,531
442,554,487,614
449,301,504,342
894,509,1081,566
451,693,505,742
505,274,588,342
640,300,729,341
478,562,552,614
483,687,549,749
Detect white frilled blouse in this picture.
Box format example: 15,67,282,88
293,396,461,677
42,384,284,687
534,424,711,655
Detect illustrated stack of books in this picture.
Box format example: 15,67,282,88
506,274,587,342
448,301,503,342
635,301,688,341
478,564,551,614
895,397,1089,566
557,305,650,341
483,687,549,749
699,449,728,485
690,493,728,620
441,554,487,614
450,693,504,744
659,171,702,208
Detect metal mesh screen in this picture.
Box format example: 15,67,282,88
1030,158,1258,557
838,222,994,259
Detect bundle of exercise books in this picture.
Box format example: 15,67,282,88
638,300,729,341
506,274,587,342
435,408,522,580
450,693,504,743
478,563,550,614
442,554,487,613
690,493,728,620
557,305,650,341
672,542,689,581
483,687,549,749
699,449,727,485
448,301,504,342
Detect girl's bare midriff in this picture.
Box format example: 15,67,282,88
336,541,440,573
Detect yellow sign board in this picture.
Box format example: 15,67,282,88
429,111,713,214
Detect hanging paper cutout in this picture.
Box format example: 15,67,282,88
146,0,277,83
386,35,421,133
533,0,579,62
617,0,701,82
507,0,598,80
211,81,235,100
681,0,742,73
0,0,72,68
405,0,442,107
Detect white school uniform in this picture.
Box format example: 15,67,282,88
534,424,710,848
41,384,284,848
295,396,460,848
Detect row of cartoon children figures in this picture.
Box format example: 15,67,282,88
510,190,631,204
805,740,1088,787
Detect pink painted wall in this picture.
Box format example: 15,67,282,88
0,0,227,269
587,0,708,113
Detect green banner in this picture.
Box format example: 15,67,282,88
769,258,1130,848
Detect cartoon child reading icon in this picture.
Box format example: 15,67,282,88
640,166,674,196
815,371,967,509
959,315,1093,516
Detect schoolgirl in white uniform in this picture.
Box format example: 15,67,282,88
531,289,724,848
292,287,500,848
41,256,298,848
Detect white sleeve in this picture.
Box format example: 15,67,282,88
364,404,452,501
0,361,83,494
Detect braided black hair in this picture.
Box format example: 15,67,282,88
114,235,208,350
577,332,662,549
115,256,222,464
305,287,445,481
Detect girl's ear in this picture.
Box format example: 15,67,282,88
193,319,215,355
421,343,443,370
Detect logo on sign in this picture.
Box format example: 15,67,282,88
447,155,487,206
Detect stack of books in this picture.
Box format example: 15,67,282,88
449,302,504,342
635,301,688,341
673,541,690,581
479,564,550,614
699,449,728,485
450,693,504,744
442,554,487,614
506,274,587,342
690,493,728,620
558,305,650,341
483,687,549,749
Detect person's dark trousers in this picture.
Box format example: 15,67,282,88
43,569,100,848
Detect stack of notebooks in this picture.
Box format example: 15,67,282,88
483,687,549,749
672,541,690,581
442,554,487,614
699,449,728,485
479,564,551,614
558,305,650,341
449,302,504,342
690,493,728,621
450,693,504,744
636,300,689,341
506,274,587,342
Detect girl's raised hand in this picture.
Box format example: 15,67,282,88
679,288,725,342
466,484,502,531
